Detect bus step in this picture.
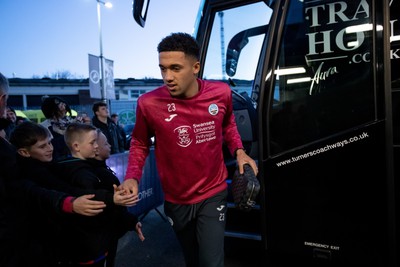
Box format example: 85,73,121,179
227,202,260,210
224,230,262,240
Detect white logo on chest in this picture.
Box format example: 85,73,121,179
174,126,192,147
208,104,219,115
165,114,177,122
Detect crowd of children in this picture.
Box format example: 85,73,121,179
8,121,144,267
0,71,144,267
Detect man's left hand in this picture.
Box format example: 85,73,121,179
236,149,258,176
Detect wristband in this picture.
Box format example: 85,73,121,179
62,196,76,213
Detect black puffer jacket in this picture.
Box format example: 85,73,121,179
1,135,68,267
55,157,138,263
15,156,69,267
87,158,138,237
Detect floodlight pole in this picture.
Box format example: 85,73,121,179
97,0,110,103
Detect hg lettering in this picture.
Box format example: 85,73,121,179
305,0,400,57
305,0,370,56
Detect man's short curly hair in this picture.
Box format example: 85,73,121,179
157,32,199,60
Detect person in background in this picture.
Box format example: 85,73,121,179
76,111,92,124
111,113,127,150
4,106,17,139
56,123,139,266
92,102,125,154
41,96,75,161
0,72,106,267
120,33,258,267
0,72,22,267
15,115,29,125
0,110,11,139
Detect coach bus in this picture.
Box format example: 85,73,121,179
132,0,400,266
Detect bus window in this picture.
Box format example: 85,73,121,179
202,2,272,96
269,0,376,155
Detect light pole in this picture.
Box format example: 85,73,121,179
96,0,112,102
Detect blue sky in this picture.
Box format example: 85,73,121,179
0,0,201,79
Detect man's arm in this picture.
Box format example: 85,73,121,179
12,178,106,216
122,99,151,197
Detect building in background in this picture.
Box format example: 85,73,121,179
7,78,164,125
7,77,252,125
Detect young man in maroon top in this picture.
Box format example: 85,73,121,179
121,32,258,267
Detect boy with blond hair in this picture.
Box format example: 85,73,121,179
58,123,142,266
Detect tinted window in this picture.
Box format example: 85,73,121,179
202,2,272,95
269,0,376,154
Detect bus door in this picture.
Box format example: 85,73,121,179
194,0,274,240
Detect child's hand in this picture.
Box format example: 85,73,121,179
136,222,145,241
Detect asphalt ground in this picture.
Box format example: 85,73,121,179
114,205,267,267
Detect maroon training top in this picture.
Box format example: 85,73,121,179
125,79,243,204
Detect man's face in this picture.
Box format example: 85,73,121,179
158,51,200,98
57,101,67,118
96,106,109,118
6,109,16,123
111,116,118,124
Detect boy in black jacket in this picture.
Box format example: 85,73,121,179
89,129,145,266
57,123,143,266
10,121,113,266
0,72,105,267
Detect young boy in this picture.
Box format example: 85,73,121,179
9,121,108,266
89,129,145,266
57,123,142,266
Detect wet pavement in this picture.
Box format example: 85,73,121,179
114,205,266,267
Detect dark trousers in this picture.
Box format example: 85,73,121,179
164,189,228,267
